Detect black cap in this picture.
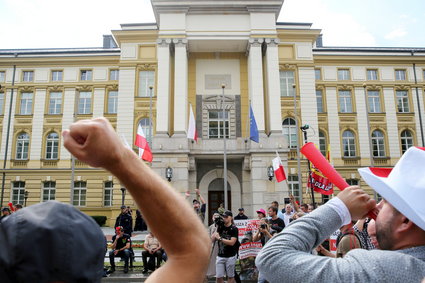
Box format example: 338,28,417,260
222,210,233,217
193,199,200,204
238,208,244,211
1,207,10,212
120,205,127,209
0,201,105,282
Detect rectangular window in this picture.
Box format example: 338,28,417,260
367,69,378,81
337,69,350,80
0,71,5,82
339,90,353,113
48,92,62,114
314,69,321,80
138,71,155,97
107,91,118,114
316,90,323,113
73,181,87,206
346,179,358,186
104,181,113,207
0,92,4,115
110,69,119,81
12,181,25,205
288,175,300,202
396,90,410,112
51,71,63,81
22,71,34,82
80,70,92,81
368,90,381,113
20,92,33,115
208,111,229,138
280,71,295,97
78,92,92,114
43,181,56,201
395,69,406,81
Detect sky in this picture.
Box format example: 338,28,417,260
0,0,424,49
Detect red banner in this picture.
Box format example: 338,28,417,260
308,167,334,195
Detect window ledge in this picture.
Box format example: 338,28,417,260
342,156,360,160
11,159,29,167
41,159,59,167
373,156,390,160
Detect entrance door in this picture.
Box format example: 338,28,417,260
208,190,232,225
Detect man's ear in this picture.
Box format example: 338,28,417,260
396,214,415,233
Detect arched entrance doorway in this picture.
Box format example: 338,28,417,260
199,169,241,225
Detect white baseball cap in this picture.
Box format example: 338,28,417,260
358,146,425,231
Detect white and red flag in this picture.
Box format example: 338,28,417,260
272,153,286,182
187,104,198,142
134,124,153,162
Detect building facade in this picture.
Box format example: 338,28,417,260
0,0,424,225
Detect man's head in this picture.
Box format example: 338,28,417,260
14,204,23,211
238,208,245,215
271,201,279,209
120,205,127,214
307,204,314,213
222,210,233,225
358,146,425,250
300,204,309,213
268,206,278,218
193,199,200,209
212,212,220,221
1,207,10,216
0,201,105,281
285,204,292,214
116,226,124,236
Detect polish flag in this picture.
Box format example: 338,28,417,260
187,104,198,142
134,125,153,162
272,154,286,182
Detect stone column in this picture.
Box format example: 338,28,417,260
29,88,46,161
156,38,172,135
247,38,265,133
0,89,17,161
173,38,188,136
264,38,282,134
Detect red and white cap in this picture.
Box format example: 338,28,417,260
358,146,425,231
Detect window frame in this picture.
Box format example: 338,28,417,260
400,130,414,154
80,70,93,81
282,118,298,149
395,69,407,81
208,110,230,139
316,89,324,113
138,118,153,146
73,181,87,206
51,70,63,82
337,69,351,81
342,130,356,157
42,181,56,202
22,71,34,82
19,92,33,115
138,70,155,97
0,71,5,83
107,90,118,114
11,181,25,205
45,132,59,160
371,130,386,157
367,90,382,113
104,181,113,207
287,175,300,202
109,69,119,81
15,132,30,160
366,69,379,81
319,131,327,156
314,68,322,80
0,92,4,115
396,90,410,113
280,70,296,97
48,91,63,115
77,91,92,114
338,90,353,113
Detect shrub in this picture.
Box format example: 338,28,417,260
92,215,107,226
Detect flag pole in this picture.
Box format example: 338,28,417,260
277,151,292,196
222,84,228,210
293,84,303,203
149,85,153,165
245,100,250,142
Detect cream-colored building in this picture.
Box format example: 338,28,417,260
0,0,424,225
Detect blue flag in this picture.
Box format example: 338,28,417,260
250,105,259,143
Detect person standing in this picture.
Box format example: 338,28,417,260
213,211,239,283
267,206,285,233
234,208,248,220
115,205,133,236
207,212,221,278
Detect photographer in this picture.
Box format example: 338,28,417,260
253,219,273,283
207,212,221,278
212,211,239,283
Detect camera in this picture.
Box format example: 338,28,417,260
260,224,267,229
214,215,225,233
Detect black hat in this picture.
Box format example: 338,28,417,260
1,207,10,212
222,210,233,217
193,199,200,204
238,208,244,211
0,201,105,282
120,205,127,209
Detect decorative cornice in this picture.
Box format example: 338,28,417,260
106,84,119,91
76,85,92,92
18,86,34,92
139,63,156,71
47,85,63,92
279,64,296,70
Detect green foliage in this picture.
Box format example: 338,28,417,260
91,215,107,226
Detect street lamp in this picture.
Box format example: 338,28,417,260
165,167,173,182
267,166,274,181
24,191,29,207
120,187,126,207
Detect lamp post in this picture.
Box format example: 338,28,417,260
267,166,274,181
221,84,228,210
24,190,28,207
166,167,173,182
120,187,126,207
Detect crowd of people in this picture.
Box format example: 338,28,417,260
0,117,424,283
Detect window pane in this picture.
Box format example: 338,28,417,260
338,69,350,80
138,71,155,97
316,90,323,113
396,91,409,112
319,132,326,156
342,131,356,157
208,110,229,139
20,92,33,115
80,70,92,81
367,69,378,80
395,70,406,81
108,91,118,114
78,92,92,114
339,90,352,113
0,71,5,82
52,71,63,81
48,92,62,114
282,118,297,148
314,69,321,80
368,90,381,113
0,92,4,115
110,70,119,80
23,71,33,82
280,71,295,97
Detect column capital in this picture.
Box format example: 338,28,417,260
157,38,172,47
172,38,188,47
264,37,280,47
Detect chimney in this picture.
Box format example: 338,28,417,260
103,35,117,49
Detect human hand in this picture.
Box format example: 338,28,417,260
114,250,119,255
195,189,200,196
62,117,132,172
213,232,220,240
337,186,376,220
185,191,190,198
289,194,294,202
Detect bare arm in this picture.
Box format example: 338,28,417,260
63,118,210,283
195,189,206,204
290,194,301,212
